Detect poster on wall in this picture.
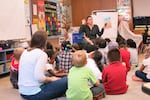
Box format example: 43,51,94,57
92,11,118,41
117,0,131,21
37,0,46,31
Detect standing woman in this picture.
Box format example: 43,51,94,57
18,31,67,100
79,16,105,45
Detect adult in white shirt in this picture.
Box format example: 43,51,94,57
18,31,67,100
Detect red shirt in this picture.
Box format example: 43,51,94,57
102,61,128,95
119,48,130,72
10,58,19,71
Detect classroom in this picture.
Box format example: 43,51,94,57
0,0,150,100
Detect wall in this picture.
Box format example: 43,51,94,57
71,0,117,26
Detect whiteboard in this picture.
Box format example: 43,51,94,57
0,0,28,40
92,11,118,41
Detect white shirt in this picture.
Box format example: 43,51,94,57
128,48,138,65
86,58,102,87
143,57,150,79
18,49,48,95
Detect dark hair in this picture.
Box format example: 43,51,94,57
105,38,111,43
127,39,136,48
30,31,47,49
107,49,120,62
99,39,107,48
46,41,53,50
92,50,103,72
85,45,98,53
45,49,54,58
61,41,72,51
86,15,92,22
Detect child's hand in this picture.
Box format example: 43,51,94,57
50,76,61,81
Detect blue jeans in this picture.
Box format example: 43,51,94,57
135,70,150,82
21,77,67,100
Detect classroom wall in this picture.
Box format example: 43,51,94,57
71,0,117,26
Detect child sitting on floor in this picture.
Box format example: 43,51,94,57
66,50,100,100
102,49,128,95
59,41,73,73
10,47,24,89
135,46,150,82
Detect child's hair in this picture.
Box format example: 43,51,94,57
107,49,121,62
119,41,127,49
72,50,87,67
99,38,107,48
92,50,103,72
108,41,119,50
13,47,24,60
85,44,98,53
105,38,111,44
72,43,81,52
46,41,53,50
61,41,72,51
127,39,136,48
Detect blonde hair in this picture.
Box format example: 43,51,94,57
72,50,87,67
13,47,25,60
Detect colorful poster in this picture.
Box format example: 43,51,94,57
117,0,131,21
38,0,46,31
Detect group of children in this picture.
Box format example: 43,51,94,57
9,34,150,99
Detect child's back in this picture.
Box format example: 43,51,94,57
67,67,96,100
102,61,128,94
102,49,128,95
66,50,99,100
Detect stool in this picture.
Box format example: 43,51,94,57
93,91,105,100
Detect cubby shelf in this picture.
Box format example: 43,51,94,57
0,48,14,75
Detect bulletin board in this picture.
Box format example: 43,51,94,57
92,11,118,41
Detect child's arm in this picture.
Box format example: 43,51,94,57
48,69,68,77
139,64,145,71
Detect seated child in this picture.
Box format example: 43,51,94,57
59,41,73,73
119,42,131,72
127,39,138,67
66,50,100,100
135,46,150,82
10,47,24,89
86,50,104,97
46,63,67,77
102,49,128,95
45,43,67,77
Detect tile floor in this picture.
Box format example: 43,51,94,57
0,54,149,100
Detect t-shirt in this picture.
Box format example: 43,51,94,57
18,49,48,95
120,48,131,72
143,57,150,79
66,66,97,100
10,58,19,71
128,48,138,65
86,58,102,87
102,61,128,95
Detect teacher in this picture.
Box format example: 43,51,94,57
18,31,67,100
79,15,104,45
